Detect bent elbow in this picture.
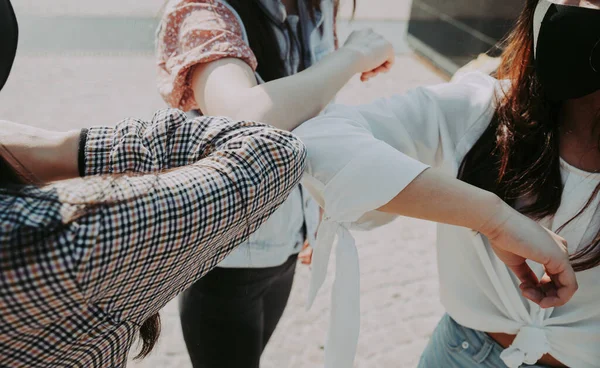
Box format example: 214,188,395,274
279,131,307,191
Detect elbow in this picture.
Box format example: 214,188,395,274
294,138,308,176
204,103,245,121
287,134,308,186
201,88,265,123
276,132,307,191
205,101,270,126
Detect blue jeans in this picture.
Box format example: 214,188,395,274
418,314,548,368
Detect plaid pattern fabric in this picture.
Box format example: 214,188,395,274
0,109,306,367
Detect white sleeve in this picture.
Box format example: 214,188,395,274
293,72,498,223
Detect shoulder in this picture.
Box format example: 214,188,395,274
413,72,501,129
162,0,233,16
429,71,500,106
157,1,257,111
160,0,245,37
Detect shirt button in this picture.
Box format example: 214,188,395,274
461,341,469,350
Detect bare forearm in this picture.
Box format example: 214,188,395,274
0,120,80,182
378,168,508,234
237,48,362,130
196,48,362,131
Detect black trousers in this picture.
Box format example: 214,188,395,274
179,254,298,368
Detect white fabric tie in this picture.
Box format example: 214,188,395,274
307,218,360,368
499,325,550,368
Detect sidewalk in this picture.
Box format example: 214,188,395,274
0,1,447,367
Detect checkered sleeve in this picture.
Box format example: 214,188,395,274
75,109,306,322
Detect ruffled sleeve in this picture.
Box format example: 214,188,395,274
156,0,258,111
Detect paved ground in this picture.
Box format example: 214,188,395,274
12,0,413,19
1,1,451,367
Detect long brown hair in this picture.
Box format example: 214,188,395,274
0,147,161,359
458,0,600,271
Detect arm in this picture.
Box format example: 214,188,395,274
378,168,503,232
0,120,80,182
192,34,393,131
295,75,576,307
71,109,306,320
293,73,499,219
156,1,393,131
379,168,576,308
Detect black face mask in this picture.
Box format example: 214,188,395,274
0,0,18,92
534,1,600,102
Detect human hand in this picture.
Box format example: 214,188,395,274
480,203,578,308
298,241,313,265
341,29,395,82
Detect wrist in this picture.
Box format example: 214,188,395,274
37,130,80,182
335,46,364,75
54,130,81,180
473,192,512,237
0,121,80,183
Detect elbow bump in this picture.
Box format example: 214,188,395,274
288,134,308,172
295,141,308,178
249,130,307,185
276,134,307,183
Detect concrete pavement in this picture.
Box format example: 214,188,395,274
12,0,413,20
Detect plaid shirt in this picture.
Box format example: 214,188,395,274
0,109,306,367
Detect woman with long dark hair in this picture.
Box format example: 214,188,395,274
294,0,598,366
156,1,395,366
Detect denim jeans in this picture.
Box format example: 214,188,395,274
418,314,548,368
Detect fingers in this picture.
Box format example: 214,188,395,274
521,286,545,305
539,275,558,298
544,256,578,307
360,72,375,82
519,227,577,307
512,262,540,286
520,274,555,305
489,219,577,308
360,61,394,82
298,242,313,265
549,269,578,307
512,262,547,305
376,61,393,73
539,279,572,308
519,267,578,308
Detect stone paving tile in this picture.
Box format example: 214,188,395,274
1,51,447,367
